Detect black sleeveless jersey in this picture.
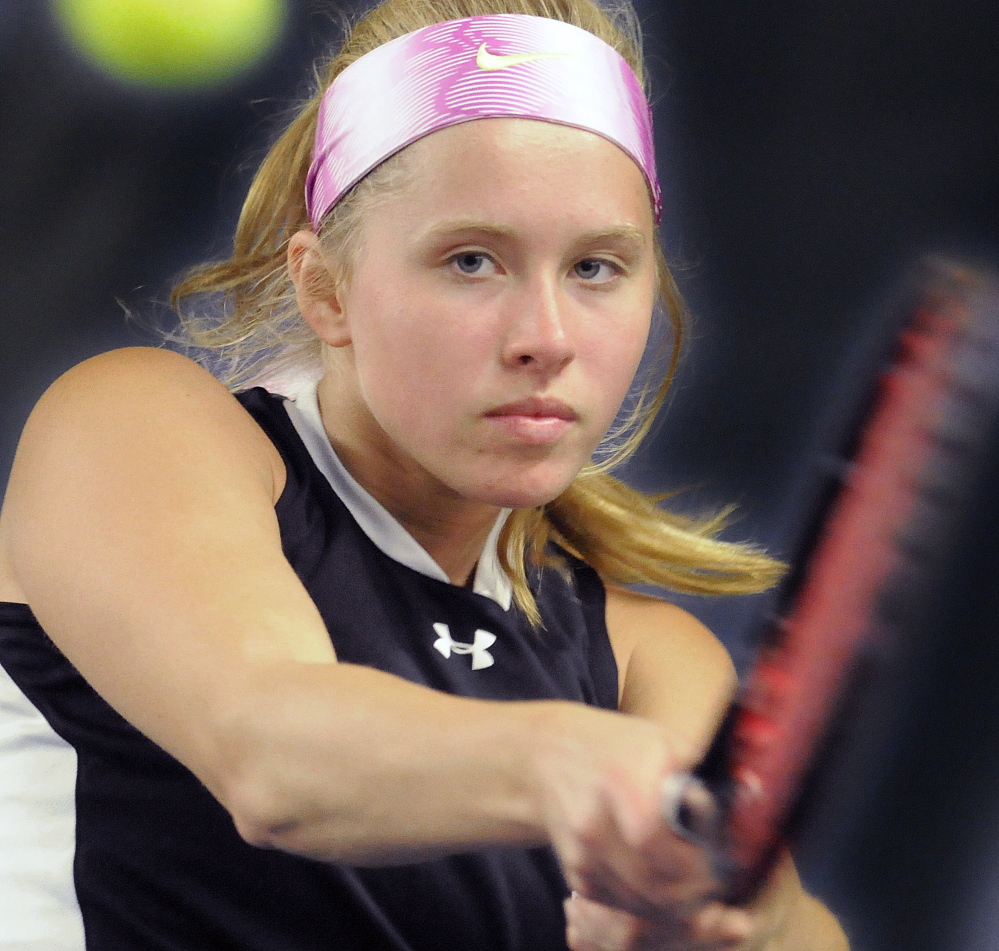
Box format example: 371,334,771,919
0,386,619,950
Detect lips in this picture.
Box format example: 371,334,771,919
483,397,579,446
484,397,578,422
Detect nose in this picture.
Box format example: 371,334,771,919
501,276,575,375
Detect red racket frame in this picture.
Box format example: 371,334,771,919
688,263,999,903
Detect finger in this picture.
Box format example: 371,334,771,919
570,843,716,924
690,902,755,947
565,895,692,951
565,894,638,951
603,772,720,907
568,894,753,951
567,785,719,920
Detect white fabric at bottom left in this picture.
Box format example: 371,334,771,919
0,662,84,950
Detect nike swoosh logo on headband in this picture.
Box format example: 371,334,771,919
475,43,574,71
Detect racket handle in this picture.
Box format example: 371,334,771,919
661,772,722,846
663,771,745,901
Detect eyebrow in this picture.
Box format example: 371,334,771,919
417,220,650,250
417,220,517,243
575,224,650,251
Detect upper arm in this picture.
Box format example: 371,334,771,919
605,586,737,768
1,348,336,789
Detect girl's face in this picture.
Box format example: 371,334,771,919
322,117,657,513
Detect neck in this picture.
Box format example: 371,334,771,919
315,376,503,587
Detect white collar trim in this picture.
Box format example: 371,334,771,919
283,381,513,611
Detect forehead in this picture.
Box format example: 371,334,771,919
380,117,655,233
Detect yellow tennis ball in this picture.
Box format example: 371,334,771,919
53,0,286,89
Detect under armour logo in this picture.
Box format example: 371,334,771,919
433,623,496,671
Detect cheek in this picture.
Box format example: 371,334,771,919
589,313,653,405
349,298,473,427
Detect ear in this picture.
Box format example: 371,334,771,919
288,230,351,347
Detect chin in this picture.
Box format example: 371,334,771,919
468,466,579,510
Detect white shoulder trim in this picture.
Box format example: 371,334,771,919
283,382,513,611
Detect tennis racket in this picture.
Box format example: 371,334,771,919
665,258,999,905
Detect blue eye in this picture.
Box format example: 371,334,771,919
453,253,492,275
574,259,619,283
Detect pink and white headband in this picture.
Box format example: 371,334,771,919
305,14,662,230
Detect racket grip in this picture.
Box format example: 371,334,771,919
661,772,722,846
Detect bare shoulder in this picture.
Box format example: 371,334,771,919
8,347,284,505
0,347,285,601
604,586,734,678
0,347,335,772
605,586,737,766
25,347,280,476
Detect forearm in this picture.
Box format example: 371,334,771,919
752,855,849,951
210,656,682,872
774,890,849,951
213,660,555,863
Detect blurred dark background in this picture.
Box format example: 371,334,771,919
2,0,999,947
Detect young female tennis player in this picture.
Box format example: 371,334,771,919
0,1,848,948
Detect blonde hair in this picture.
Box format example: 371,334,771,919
172,0,784,625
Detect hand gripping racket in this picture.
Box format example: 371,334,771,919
664,259,999,904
